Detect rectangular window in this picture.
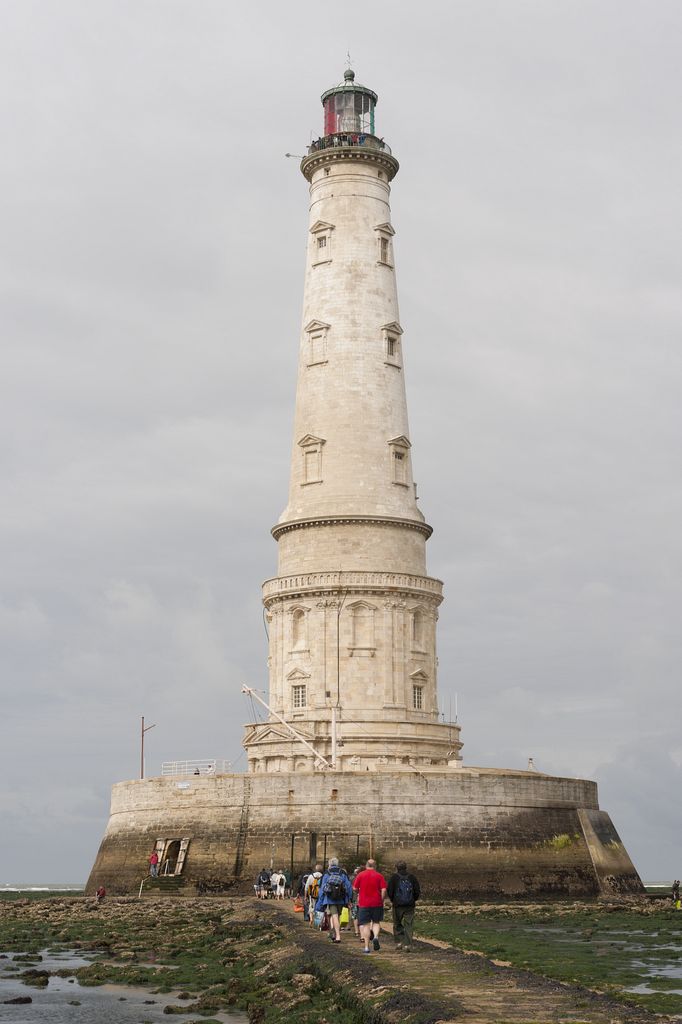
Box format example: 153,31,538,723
305,449,319,482
380,237,389,263
292,684,307,709
383,327,402,367
310,331,325,364
312,228,332,265
299,434,326,484
393,450,406,484
412,685,423,711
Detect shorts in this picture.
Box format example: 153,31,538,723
325,903,344,917
357,906,384,925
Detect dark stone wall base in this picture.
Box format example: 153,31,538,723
86,769,643,898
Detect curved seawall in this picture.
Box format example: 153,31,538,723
87,767,642,897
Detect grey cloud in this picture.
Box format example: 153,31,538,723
1,0,680,882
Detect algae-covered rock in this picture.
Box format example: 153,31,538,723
20,969,49,987
291,972,316,989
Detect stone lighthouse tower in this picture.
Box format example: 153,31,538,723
87,70,644,899
243,70,463,773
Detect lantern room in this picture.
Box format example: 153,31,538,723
321,69,378,138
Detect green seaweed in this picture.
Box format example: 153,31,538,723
416,904,682,1015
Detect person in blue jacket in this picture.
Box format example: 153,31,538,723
315,857,353,943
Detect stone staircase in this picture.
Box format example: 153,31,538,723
143,875,187,896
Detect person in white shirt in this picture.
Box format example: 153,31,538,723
304,864,323,924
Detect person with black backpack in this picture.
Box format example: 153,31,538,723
315,857,353,943
386,861,421,951
256,867,271,899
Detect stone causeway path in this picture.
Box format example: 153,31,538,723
267,900,667,1024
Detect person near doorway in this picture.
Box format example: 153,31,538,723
149,850,159,877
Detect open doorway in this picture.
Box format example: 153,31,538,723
156,837,190,876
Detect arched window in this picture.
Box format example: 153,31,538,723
411,609,424,649
354,605,372,647
349,601,376,652
292,607,307,650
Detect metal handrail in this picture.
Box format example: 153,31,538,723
308,134,392,156
161,758,231,777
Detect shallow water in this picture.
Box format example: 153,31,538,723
0,950,248,1024
628,984,682,996
628,961,682,985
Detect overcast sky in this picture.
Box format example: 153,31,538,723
1,0,680,884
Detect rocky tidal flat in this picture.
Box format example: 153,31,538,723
0,893,678,1023
418,899,682,1017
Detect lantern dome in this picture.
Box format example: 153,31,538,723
320,69,379,138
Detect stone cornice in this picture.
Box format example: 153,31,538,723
262,570,443,603
272,514,432,541
301,148,400,182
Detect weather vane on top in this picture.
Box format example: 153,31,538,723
346,51,353,72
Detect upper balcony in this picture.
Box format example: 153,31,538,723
307,132,392,156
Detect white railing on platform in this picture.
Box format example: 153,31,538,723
161,759,231,777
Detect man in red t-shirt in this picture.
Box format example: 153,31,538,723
352,858,387,953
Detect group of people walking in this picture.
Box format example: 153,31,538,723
254,867,292,899
293,857,420,952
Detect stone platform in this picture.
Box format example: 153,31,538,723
86,766,642,897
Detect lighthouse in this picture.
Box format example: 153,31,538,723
87,70,643,899
243,70,463,773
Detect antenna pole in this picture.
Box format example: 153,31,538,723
140,716,156,780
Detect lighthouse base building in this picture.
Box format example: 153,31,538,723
89,769,641,897
87,70,642,898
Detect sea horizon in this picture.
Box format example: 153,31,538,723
1,883,85,892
